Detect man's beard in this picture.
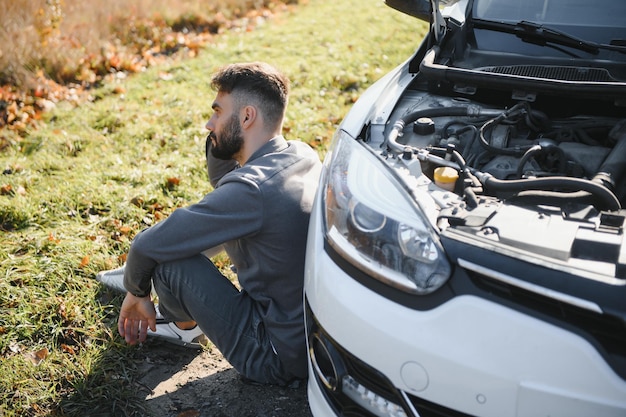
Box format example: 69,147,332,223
210,114,244,160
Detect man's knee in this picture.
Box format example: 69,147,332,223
154,255,217,284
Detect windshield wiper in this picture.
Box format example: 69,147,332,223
514,20,599,54
472,19,626,55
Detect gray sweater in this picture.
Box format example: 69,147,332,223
124,136,322,377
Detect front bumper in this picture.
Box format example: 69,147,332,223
304,197,626,417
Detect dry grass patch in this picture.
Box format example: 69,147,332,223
0,0,293,87
0,0,297,134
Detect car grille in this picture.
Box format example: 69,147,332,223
306,302,472,417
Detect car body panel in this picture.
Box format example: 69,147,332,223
305,0,626,415
305,190,626,417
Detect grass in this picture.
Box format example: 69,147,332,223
0,0,426,415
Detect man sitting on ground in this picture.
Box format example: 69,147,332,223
98,61,322,386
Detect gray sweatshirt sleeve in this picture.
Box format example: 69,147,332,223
206,136,238,188
123,176,263,297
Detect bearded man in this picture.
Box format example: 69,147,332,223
98,62,322,386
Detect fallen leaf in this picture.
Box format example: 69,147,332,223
118,225,132,235
9,341,20,353
0,184,12,195
79,255,90,268
27,348,49,365
61,344,76,355
57,300,67,320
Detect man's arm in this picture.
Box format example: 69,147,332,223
206,136,238,188
123,178,263,297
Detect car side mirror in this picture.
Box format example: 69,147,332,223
385,0,431,21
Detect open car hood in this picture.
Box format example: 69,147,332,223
388,0,626,102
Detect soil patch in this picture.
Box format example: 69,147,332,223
136,339,312,417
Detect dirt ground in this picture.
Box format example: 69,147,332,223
135,339,313,417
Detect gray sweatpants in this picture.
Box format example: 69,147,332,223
152,254,296,385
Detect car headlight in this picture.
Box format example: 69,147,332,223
323,130,451,294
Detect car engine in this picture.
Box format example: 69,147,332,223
366,90,626,281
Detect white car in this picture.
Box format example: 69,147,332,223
304,0,626,416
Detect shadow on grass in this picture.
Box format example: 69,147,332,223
52,287,197,417
54,286,311,417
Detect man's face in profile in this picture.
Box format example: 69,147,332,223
207,92,244,161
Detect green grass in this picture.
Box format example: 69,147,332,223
0,0,426,415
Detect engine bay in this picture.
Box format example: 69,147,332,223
364,84,626,281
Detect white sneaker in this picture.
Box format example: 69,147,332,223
154,303,165,320
148,321,209,349
96,265,156,296
95,266,126,293
97,268,206,348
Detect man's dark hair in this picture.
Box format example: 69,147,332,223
211,62,289,131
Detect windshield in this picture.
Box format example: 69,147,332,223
474,0,626,27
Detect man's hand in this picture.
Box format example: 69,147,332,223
118,293,157,345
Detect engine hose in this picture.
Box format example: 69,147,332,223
516,144,542,178
479,117,534,156
516,140,567,179
478,103,550,156
386,106,502,154
472,171,621,211
508,190,608,209
593,130,626,190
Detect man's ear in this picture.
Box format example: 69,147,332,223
241,105,256,128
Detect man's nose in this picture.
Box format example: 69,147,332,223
205,115,216,131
